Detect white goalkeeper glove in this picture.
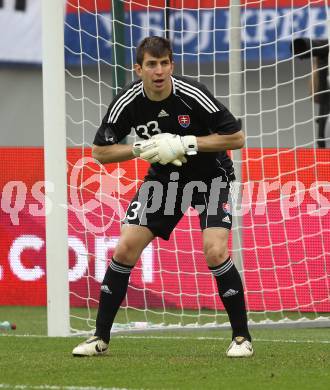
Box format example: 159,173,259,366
134,134,187,166
152,133,188,166
132,139,157,157
140,134,198,166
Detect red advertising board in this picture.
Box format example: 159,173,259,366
0,147,329,312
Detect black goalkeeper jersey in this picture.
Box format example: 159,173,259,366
93,75,241,183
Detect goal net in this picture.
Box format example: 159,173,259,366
62,0,330,334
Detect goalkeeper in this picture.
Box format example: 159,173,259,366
72,36,253,358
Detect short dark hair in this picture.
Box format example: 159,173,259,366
136,36,173,66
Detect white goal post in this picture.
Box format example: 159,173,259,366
42,0,330,337
42,0,70,336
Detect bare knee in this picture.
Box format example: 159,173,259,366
203,242,229,267
112,226,154,266
113,240,141,266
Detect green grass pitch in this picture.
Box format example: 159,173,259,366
0,306,329,390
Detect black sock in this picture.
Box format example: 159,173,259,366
94,258,133,343
209,257,251,341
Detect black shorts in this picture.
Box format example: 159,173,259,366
123,175,232,240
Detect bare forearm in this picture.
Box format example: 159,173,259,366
196,131,245,152
92,144,135,164
92,130,245,164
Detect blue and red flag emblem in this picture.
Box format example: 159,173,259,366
178,115,190,128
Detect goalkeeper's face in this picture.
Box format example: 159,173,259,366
135,52,174,101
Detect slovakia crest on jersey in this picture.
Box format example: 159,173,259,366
178,115,190,128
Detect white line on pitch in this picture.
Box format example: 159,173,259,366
116,335,330,344
0,385,141,390
0,334,48,338
1,334,330,344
